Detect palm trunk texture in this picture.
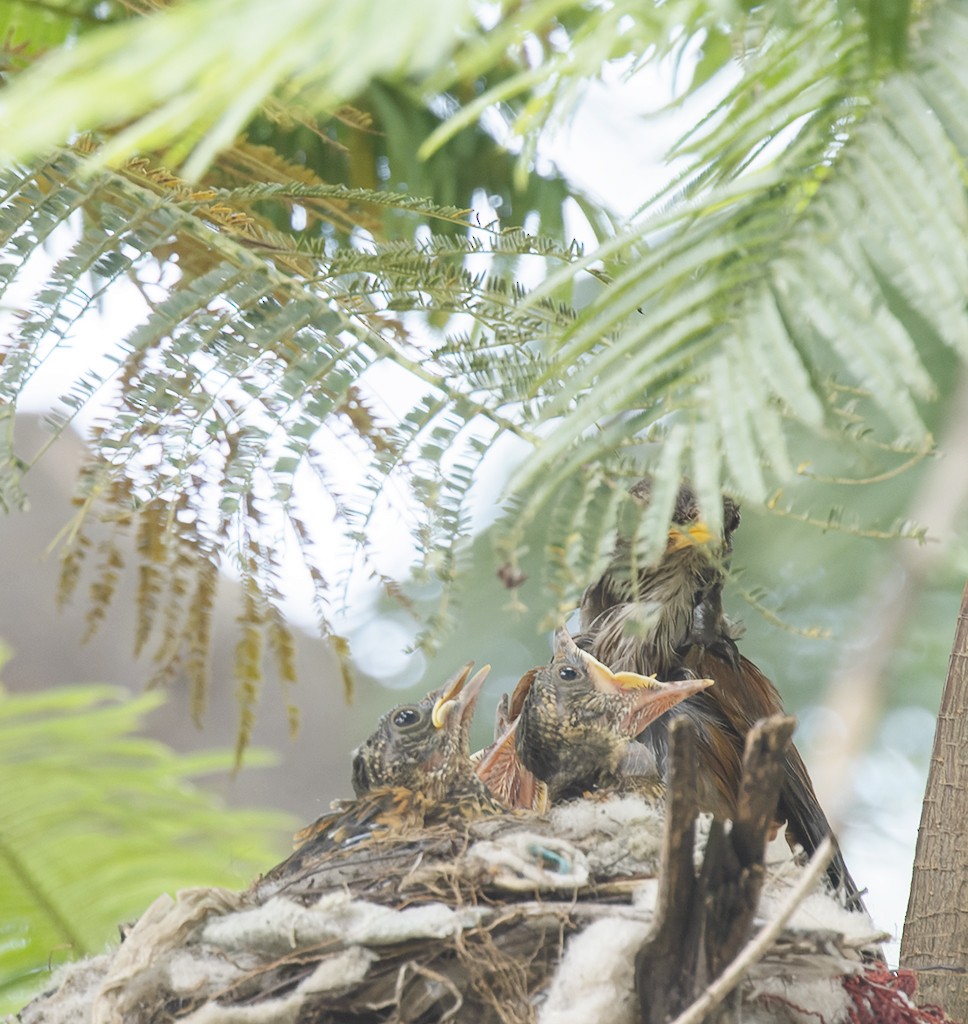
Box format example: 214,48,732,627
900,580,968,1019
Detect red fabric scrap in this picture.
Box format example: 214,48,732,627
844,966,954,1024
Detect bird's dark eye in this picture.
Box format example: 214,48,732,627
558,666,579,681
392,707,421,728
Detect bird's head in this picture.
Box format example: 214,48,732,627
628,478,741,559
545,627,713,734
512,628,713,800
351,662,490,798
579,481,741,660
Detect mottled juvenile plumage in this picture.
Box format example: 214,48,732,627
292,662,502,855
482,629,712,805
575,481,745,822
579,478,864,908
349,661,496,805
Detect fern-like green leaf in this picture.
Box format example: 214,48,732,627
0,669,289,1016
0,0,478,177
0,0,963,729
503,0,968,563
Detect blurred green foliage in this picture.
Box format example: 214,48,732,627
0,655,291,1016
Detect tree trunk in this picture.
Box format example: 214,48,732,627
900,580,968,1019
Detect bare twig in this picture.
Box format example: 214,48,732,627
637,715,796,1023
669,837,835,1024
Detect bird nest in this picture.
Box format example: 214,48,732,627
17,794,895,1024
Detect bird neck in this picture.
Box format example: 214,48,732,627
585,551,719,675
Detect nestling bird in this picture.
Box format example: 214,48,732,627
477,628,713,805
578,478,864,908
292,661,503,854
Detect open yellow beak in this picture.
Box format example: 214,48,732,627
667,520,715,551
431,698,456,729
579,647,662,694
622,675,715,734
431,662,491,729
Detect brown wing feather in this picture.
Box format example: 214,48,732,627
292,787,427,851
474,719,545,811
474,667,547,812
508,667,538,719
689,649,862,905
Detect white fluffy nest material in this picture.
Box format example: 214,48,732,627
16,795,886,1024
